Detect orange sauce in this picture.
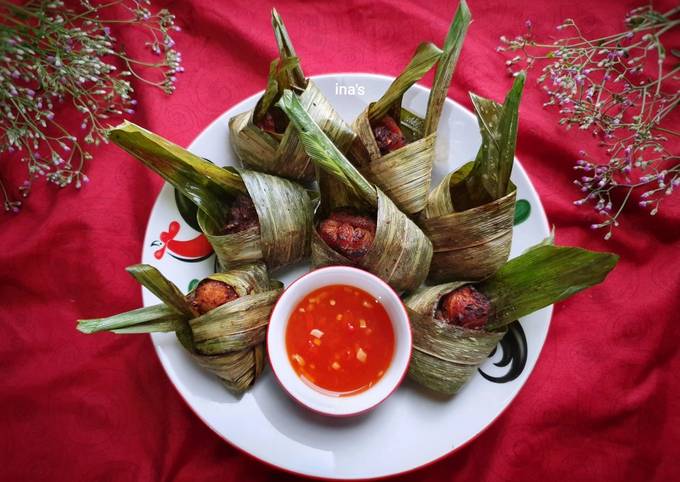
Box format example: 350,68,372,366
285,285,395,396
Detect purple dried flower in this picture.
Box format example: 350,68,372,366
496,7,678,237
0,0,183,214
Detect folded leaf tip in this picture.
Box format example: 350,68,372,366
454,0,472,27
75,321,95,334
124,263,146,274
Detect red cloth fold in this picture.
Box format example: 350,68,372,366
1,0,678,480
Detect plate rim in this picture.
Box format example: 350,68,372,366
143,72,553,480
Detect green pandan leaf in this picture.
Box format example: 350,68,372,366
126,264,196,317
480,244,618,330
254,56,302,123
256,8,308,123
423,0,472,136
453,73,525,210
278,90,377,208
77,304,186,334
271,8,306,89
513,199,531,225
112,319,186,334
368,42,442,123
108,121,246,227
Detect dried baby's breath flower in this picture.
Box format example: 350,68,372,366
1,0,182,213
499,5,679,238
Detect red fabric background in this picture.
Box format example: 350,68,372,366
1,0,679,480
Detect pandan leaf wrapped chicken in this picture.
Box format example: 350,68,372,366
420,72,526,282
77,263,282,393
228,9,356,183
108,121,313,272
406,241,618,395
278,90,433,293
349,0,471,215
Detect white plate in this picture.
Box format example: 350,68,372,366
141,73,551,479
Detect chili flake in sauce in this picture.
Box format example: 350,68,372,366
286,285,395,396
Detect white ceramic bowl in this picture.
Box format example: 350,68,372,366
267,266,412,417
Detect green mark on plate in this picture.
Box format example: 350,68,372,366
187,278,199,292
514,199,531,225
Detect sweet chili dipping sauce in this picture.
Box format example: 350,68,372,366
285,285,395,396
